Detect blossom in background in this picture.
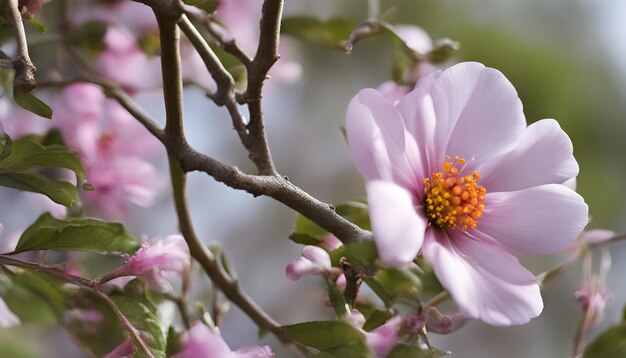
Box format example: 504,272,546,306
0,296,20,328
21,0,51,17
377,24,437,103
108,235,190,293
216,0,301,84
174,323,274,358
346,62,588,325
52,83,162,218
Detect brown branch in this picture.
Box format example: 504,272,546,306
5,0,37,93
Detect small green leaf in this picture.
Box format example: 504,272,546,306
0,170,77,206
183,0,217,13
67,21,108,55
0,133,12,161
584,325,626,358
165,327,183,357
372,268,422,298
335,202,370,230
26,17,47,33
283,321,368,352
288,233,322,246
362,309,394,332
317,343,374,358
282,16,357,49
2,137,86,182
425,39,460,64
13,92,53,119
14,213,139,255
293,214,328,239
330,241,378,266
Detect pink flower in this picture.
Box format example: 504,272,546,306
104,338,136,358
174,323,274,358
22,0,50,17
111,235,190,293
346,310,402,358
423,307,469,334
0,296,20,328
285,245,340,281
216,0,301,84
97,26,161,93
345,62,588,325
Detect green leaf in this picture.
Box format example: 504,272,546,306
371,268,422,298
387,344,449,358
2,137,86,182
26,17,46,33
0,270,67,324
67,21,108,55
282,16,357,49
0,331,40,357
330,241,378,267
165,327,183,357
0,133,12,161
14,213,139,255
362,309,394,332
294,214,328,239
317,343,373,358
111,290,168,358
283,321,369,353
13,92,53,119
584,325,626,358
288,233,322,246
0,170,77,207
335,202,370,230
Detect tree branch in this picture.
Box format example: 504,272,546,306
5,0,37,93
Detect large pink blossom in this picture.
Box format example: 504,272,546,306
345,62,588,325
346,310,402,357
174,323,274,358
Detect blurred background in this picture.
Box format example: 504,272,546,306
1,0,626,357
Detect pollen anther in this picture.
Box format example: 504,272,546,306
423,157,487,230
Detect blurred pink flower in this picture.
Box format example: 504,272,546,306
216,0,301,85
345,62,588,325
22,0,50,17
110,235,190,293
581,229,617,246
104,338,136,358
174,323,274,358
97,26,161,93
0,296,20,328
423,307,469,334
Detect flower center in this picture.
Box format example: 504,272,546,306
422,156,486,230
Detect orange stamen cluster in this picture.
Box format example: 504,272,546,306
422,156,487,230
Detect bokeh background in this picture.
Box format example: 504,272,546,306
1,0,625,357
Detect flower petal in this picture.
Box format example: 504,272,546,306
367,181,427,267
422,231,543,326
479,119,579,192
429,62,526,168
479,184,588,254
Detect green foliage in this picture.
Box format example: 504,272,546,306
183,0,217,13
326,279,349,319
584,324,626,358
0,134,87,206
362,309,394,332
283,320,372,357
282,16,357,49
26,17,46,33
371,268,422,299
67,21,108,55
14,213,139,255
330,241,378,267
0,331,40,358
12,92,53,119
0,270,67,324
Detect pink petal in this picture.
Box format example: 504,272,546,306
376,81,411,104
285,257,318,281
365,316,402,357
302,246,331,268
422,231,543,326
429,62,526,168
235,345,275,358
175,325,234,358
479,119,579,192
367,181,427,267
394,25,433,54
479,184,588,254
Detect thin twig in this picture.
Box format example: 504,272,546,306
5,0,37,93
0,255,154,358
